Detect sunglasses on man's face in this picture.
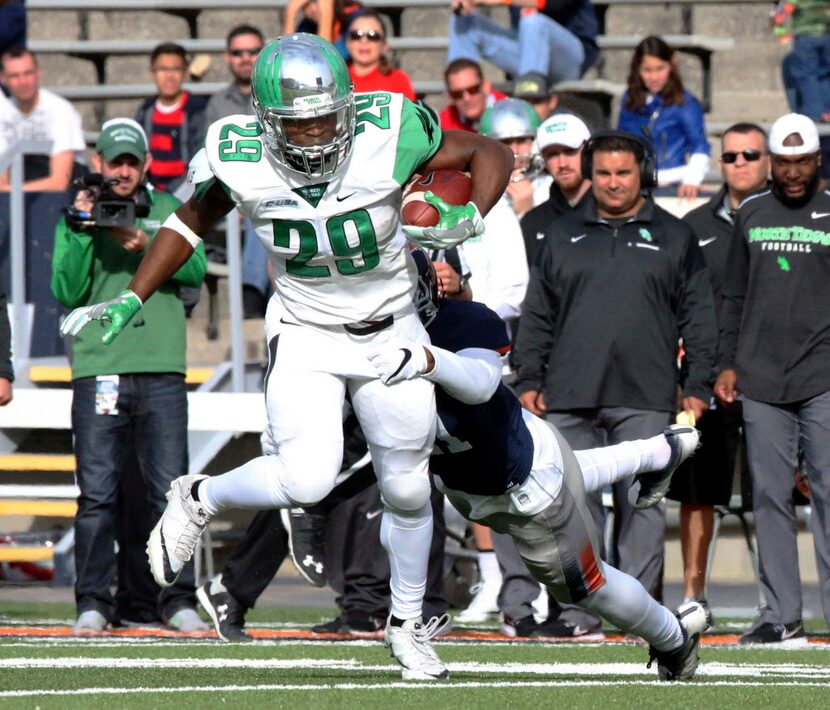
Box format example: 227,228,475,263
721,149,763,164
348,29,383,42
448,83,482,101
229,48,261,58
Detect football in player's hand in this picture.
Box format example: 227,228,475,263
401,169,472,228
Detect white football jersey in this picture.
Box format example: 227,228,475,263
192,92,442,325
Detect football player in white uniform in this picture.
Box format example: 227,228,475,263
59,33,512,681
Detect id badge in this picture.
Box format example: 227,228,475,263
95,375,119,415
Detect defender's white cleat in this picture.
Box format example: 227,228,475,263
147,474,211,587
384,615,450,681
629,425,701,509
648,600,711,681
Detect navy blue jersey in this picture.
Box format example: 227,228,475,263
427,300,535,496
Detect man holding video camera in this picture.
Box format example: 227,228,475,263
51,118,208,634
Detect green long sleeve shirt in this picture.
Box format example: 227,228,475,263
51,187,207,380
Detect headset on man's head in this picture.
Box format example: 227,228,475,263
580,130,658,189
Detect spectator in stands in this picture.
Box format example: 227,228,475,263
716,113,830,644
50,118,208,635
519,113,592,269
0,47,85,192
440,58,506,132
346,11,415,100
135,42,208,199
0,286,12,406
513,72,560,123
779,1,830,121
205,24,264,128
514,131,718,604
617,36,710,200
667,123,770,618
283,0,365,59
0,1,25,60
447,0,599,91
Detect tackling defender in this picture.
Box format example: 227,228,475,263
367,251,710,680
59,33,513,681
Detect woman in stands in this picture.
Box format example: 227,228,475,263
618,35,710,199
345,11,415,100
283,0,365,59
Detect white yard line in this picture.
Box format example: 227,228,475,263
3,657,830,679
3,679,830,699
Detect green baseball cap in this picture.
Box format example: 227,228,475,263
96,118,148,161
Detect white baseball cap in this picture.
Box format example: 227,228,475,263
536,113,591,151
768,113,820,155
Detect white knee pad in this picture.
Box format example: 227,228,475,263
379,472,432,514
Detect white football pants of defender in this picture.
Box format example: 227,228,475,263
199,302,436,621
442,413,685,653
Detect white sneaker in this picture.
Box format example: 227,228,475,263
73,609,109,636
166,607,210,633
455,580,500,623
629,425,701,509
147,474,211,588
384,615,450,681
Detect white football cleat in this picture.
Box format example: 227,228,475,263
147,474,211,587
648,600,711,681
629,425,701,509
455,580,500,624
384,615,450,681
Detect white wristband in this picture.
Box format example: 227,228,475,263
162,212,203,248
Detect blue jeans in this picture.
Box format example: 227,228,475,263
448,11,584,83
72,373,196,621
782,33,830,120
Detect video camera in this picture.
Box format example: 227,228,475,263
65,173,150,229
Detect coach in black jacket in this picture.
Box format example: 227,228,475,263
514,132,718,598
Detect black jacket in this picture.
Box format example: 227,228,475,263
720,186,830,404
539,0,599,75
514,196,718,412
520,181,591,266
0,290,13,382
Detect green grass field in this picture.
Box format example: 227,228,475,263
2,602,829,709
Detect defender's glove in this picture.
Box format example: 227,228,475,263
368,340,429,385
402,192,485,249
60,289,143,345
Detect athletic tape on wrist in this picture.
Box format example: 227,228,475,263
162,213,203,248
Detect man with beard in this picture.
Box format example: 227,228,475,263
716,112,830,644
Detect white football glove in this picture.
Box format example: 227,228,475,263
402,192,485,249
367,340,429,385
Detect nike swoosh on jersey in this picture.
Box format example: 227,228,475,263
570,234,587,243
365,509,382,520
336,192,357,202
536,231,545,241
812,211,830,219
698,236,718,247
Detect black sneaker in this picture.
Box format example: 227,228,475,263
647,600,710,681
311,614,384,637
501,614,541,638
533,612,604,639
196,574,251,642
281,508,327,587
740,620,804,645
629,425,701,509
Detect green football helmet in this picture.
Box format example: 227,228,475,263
251,33,356,178
479,98,544,180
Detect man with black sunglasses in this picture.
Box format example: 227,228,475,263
666,123,769,620
716,112,830,645
439,58,507,132
206,25,265,128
